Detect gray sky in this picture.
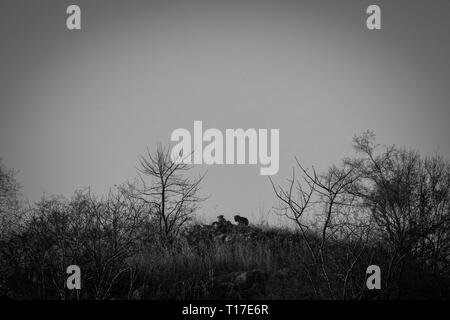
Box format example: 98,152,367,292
1,0,449,225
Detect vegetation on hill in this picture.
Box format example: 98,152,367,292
1,132,449,300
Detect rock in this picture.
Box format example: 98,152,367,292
274,267,291,278
234,269,268,289
131,286,144,300
212,269,268,299
214,233,227,243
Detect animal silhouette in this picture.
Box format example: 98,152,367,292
234,215,249,226
213,215,233,231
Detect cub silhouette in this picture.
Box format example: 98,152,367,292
213,215,232,231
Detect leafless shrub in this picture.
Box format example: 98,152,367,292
347,131,450,295
125,144,206,244
270,158,372,299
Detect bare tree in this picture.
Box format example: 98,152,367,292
127,144,206,244
0,159,22,238
348,131,450,295
270,158,369,299
71,187,147,299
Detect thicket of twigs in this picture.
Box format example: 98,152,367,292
1,133,449,299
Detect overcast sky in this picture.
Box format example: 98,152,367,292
1,0,450,225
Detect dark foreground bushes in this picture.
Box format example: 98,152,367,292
1,132,450,300
1,200,449,300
